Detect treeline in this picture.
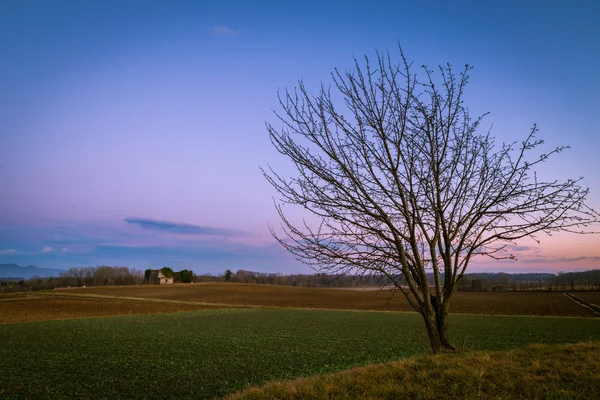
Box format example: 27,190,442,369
0,266,144,293
196,269,392,287
2,266,598,293
550,269,600,290
201,269,600,291
458,270,600,291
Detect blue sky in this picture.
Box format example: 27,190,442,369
1,0,599,274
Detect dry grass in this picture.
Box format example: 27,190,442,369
0,292,222,324
224,340,600,400
60,283,596,317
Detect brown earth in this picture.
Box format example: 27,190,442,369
571,291,600,306
2,284,596,325
58,283,597,316
0,292,223,324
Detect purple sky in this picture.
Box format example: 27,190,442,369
1,0,599,274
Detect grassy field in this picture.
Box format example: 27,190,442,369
225,340,600,400
54,283,597,317
1,307,599,399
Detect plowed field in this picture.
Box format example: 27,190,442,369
0,293,223,324
60,284,597,316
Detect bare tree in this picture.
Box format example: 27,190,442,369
263,47,599,353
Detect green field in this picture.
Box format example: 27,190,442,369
1,307,599,399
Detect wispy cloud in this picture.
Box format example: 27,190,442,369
1,246,59,255
49,231,98,245
212,25,237,36
0,219,311,273
0,249,19,255
123,217,244,237
90,241,298,273
506,244,538,252
521,255,600,264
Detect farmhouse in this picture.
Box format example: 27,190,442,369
158,270,173,285
144,268,193,284
143,268,173,284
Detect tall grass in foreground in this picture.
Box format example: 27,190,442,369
225,341,600,400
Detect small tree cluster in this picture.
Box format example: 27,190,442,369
143,268,194,284
160,267,174,278
173,269,194,283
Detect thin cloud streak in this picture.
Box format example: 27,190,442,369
506,244,539,252
212,25,237,36
0,249,19,255
123,217,244,237
521,256,600,264
86,241,301,272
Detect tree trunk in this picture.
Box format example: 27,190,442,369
422,312,444,354
423,296,455,353
435,304,455,350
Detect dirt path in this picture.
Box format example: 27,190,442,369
563,292,600,316
45,291,248,308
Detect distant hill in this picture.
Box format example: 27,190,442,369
0,264,66,279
